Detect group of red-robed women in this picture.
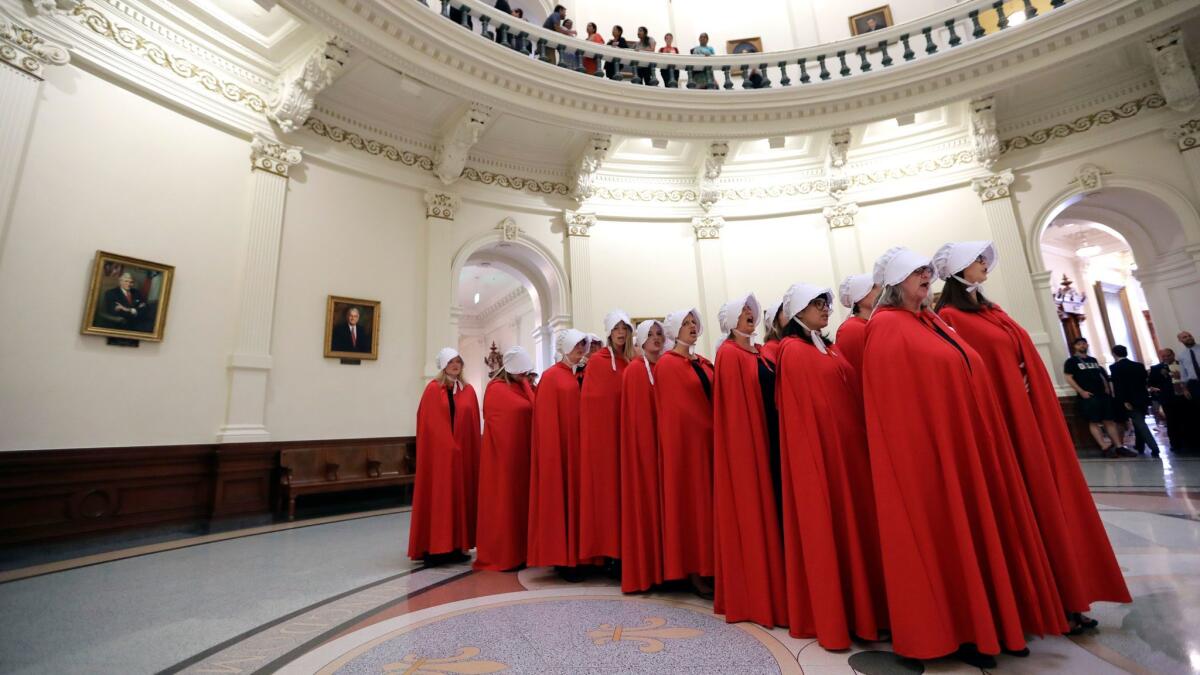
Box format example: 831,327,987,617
408,240,1131,668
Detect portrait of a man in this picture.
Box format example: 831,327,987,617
325,295,380,360
81,251,174,341
850,5,893,36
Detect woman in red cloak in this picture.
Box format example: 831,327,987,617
474,347,538,572
775,282,887,648
408,348,481,565
759,300,785,365
862,247,1067,668
578,310,635,568
711,293,788,627
527,328,589,577
655,308,715,597
933,240,1131,633
834,273,879,377
620,319,666,593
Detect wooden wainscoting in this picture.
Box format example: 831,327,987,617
0,437,415,545
1058,393,1097,453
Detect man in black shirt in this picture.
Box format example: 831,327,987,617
1109,345,1159,456
1065,338,1135,457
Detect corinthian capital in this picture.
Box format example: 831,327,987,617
692,215,725,240
0,12,70,79
823,202,859,229
971,170,1014,203
564,210,596,236
425,191,460,220
250,133,303,177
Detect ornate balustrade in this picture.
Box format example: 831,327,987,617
422,0,1070,90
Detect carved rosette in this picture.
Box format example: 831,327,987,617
971,170,1015,203
0,14,70,79
565,210,596,237
250,133,303,177
425,191,460,220
692,215,724,240
823,202,859,229
1169,119,1200,152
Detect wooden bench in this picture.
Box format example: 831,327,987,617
278,442,414,520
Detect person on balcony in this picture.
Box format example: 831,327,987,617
605,25,629,79
560,19,580,69
541,4,570,64
659,32,679,87
582,22,604,75
634,27,657,85
689,33,715,89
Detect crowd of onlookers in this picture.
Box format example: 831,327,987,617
448,3,769,88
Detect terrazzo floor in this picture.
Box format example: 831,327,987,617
2,424,1199,674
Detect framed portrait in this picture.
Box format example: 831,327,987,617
849,5,894,36
325,295,380,360
725,37,763,55
81,250,175,342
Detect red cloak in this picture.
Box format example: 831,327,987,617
408,380,480,559
578,347,627,560
760,339,781,366
863,307,1067,659
940,304,1131,609
474,377,536,571
835,315,868,376
711,341,787,627
654,350,715,580
776,336,887,647
526,361,583,568
620,356,663,592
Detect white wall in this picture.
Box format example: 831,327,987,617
588,219,700,324
0,66,248,451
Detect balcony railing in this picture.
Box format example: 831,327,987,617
419,0,1072,90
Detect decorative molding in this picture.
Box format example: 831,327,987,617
1168,118,1200,152
570,133,611,200
0,10,70,78
1072,163,1111,192
969,95,1000,169
999,93,1168,154
1146,27,1199,113
24,0,81,16
496,217,521,242
269,35,350,133
591,186,698,202
697,141,729,212
69,2,268,113
564,210,595,237
250,133,302,177
692,215,724,240
823,202,859,229
971,170,1015,203
435,102,492,185
424,191,460,219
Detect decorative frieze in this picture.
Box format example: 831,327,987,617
692,215,724,240
435,102,492,185
971,170,1015,203
269,35,350,133
570,133,611,200
564,210,596,237
969,96,1000,169
1146,28,1199,113
1168,119,1200,152
250,133,302,177
999,93,1168,154
0,12,69,78
424,191,460,220
823,202,859,229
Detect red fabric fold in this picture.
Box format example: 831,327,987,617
474,378,536,571
408,380,479,559
578,347,627,560
835,316,868,377
940,304,1131,609
776,336,887,647
527,362,583,568
711,341,788,627
620,356,663,592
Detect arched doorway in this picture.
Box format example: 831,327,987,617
450,219,571,385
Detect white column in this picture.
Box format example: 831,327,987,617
823,202,864,326
218,134,303,442
424,191,461,377
692,215,729,355
1031,271,1072,392
971,170,1056,373
0,15,70,264
564,210,595,333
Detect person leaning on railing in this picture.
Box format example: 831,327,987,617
659,32,679,87
690,32,714,89
582,21,604,75
605,25,629,79
541,4,572,64
634,27,657,85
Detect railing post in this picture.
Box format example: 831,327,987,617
439,0,450,18
705,65,716,89
758,62,771,88
574,49,586,74
922,27,937,54
608,58,622,80
722,65,734,89
900,34,915,61
535,37,548,61
740,64,751,88
837,50,851,77
556,44,568,68
778,61,791,86
479,15,491,40
798,58,811,84
1022,0,1038,18
664,64,678,88
857,46,871,72
630,60,643,85
945,19,961,47
879,41,893,67
685,65,696,89
647,63,660,87
593,53,605,77
995,1,1009,30
1050,0,1066,7
818,54,831,80
969,10,985,38
457,6,471,28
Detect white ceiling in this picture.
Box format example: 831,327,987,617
1042,220,1129,259
458,264,527,315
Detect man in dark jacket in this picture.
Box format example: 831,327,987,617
1150,348,1198,452
1110,345,1159,456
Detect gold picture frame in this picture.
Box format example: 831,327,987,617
324,295,381,360
725,37,763,55
81,250,175,342
849,5,894,36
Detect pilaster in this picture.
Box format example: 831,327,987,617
423,190,461,377
823,202,865,322
1031,270,1071,393
1168,119,1200,205
218,134,302,442
564,210,595,333
692,215,728,355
